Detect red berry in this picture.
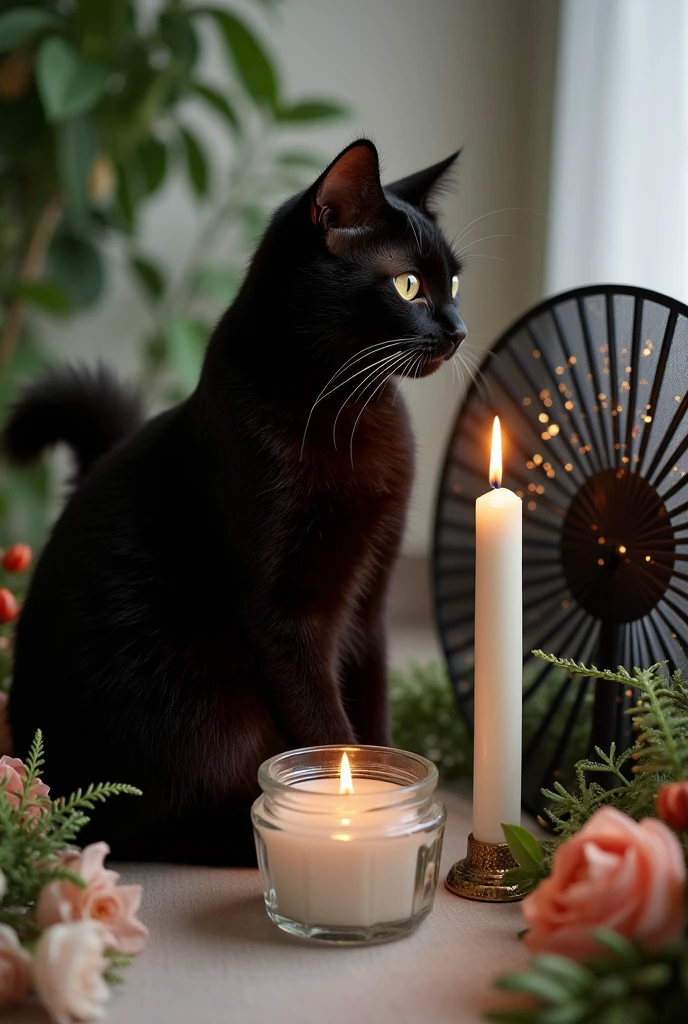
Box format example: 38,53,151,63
0,589,18,624
657,781,688,832
2,543,31,574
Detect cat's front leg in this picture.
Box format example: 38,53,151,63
339,613,391,746
250,610,356,748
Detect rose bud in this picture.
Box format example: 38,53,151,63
0,590,18,624
657,781,688,832
2,544,31,574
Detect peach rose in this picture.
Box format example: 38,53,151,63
0,924,31,1010
0,754,49,818
657,781,688,832
0,693,12,756
523,806,687,960
33,921,110,1024
36,842,148,956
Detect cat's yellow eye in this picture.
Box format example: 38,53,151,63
394,273,420,301
451,275,459,298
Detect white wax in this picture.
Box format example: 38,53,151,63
254,779,441,927
473,486,523,843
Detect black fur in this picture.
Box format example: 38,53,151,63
3,365,144,476
3,140,465,865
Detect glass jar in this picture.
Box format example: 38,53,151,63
251,745,446,945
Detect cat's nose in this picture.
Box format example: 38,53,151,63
440,308,467,353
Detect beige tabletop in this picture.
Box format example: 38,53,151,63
16,788,530,1024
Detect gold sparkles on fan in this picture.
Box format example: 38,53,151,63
433,284,688,816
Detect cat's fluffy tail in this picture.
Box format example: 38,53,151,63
2,365,144,477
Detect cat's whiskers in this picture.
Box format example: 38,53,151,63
454,345,493,399
449,351,460,387
451,206,544,249
452,233,523,262
334,350,408,450
459,252,510,266
407,217,425,259
348,351,411,467
392,353,417,404
300,338,414,457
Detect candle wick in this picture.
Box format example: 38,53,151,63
491,481,501,490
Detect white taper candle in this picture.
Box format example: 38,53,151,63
472,417,523,844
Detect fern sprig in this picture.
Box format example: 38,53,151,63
52,782,143,818
0,731,142,912
533,651,688,779
488,930,688,1023
17,729,48,817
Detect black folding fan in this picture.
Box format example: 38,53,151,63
433,284,688,816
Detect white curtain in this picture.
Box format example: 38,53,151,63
547,0,688,302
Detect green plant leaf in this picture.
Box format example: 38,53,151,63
159,9,199,72
496,969,571,1003
275,99,348,123
592,928,639,962
138,137,167,195
195,266,239,302
55,115,98,229
275,149,325,169
195,8,278,109
130,257,165,300
112,158,151,233
47,232,104,310
502,823,545,870
192,82,239,132
73,0,135,41
0,7,62,52
35,36,107,122
180,126,209,197
241,204,267,241
6,280,70,313
164,316,207,392
530,955,593,996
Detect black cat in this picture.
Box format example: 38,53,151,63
3,140,466,864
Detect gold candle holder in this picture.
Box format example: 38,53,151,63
445,833,523,902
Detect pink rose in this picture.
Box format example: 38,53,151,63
0,753,49,818
657,781,688,832
33,921,110,1024
523,806,687,959
37,842,148,956
0,924,30,1010
0,692,12,756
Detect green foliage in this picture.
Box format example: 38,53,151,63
490,652,688,1022
0,730,141,940
501,824,554,896
389,661,472,781
198,7,279,108
542,743,659,843
35,36,107,122
488,929,688,1023
0,0,349,547
531,652,688,840
0,8,61,52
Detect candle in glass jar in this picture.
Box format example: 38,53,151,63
472,417,523,844
252,746,446,944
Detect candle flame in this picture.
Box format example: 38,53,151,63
339,752,354,795
489,416,502,489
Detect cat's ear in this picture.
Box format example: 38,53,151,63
311,140,386,232
385,149,461,218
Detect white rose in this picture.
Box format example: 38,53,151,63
0,923,31,1009
33,921,111,1024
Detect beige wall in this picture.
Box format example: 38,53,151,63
38,0,559,555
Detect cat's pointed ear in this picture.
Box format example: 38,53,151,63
311,140,386,231
385,149,461,218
